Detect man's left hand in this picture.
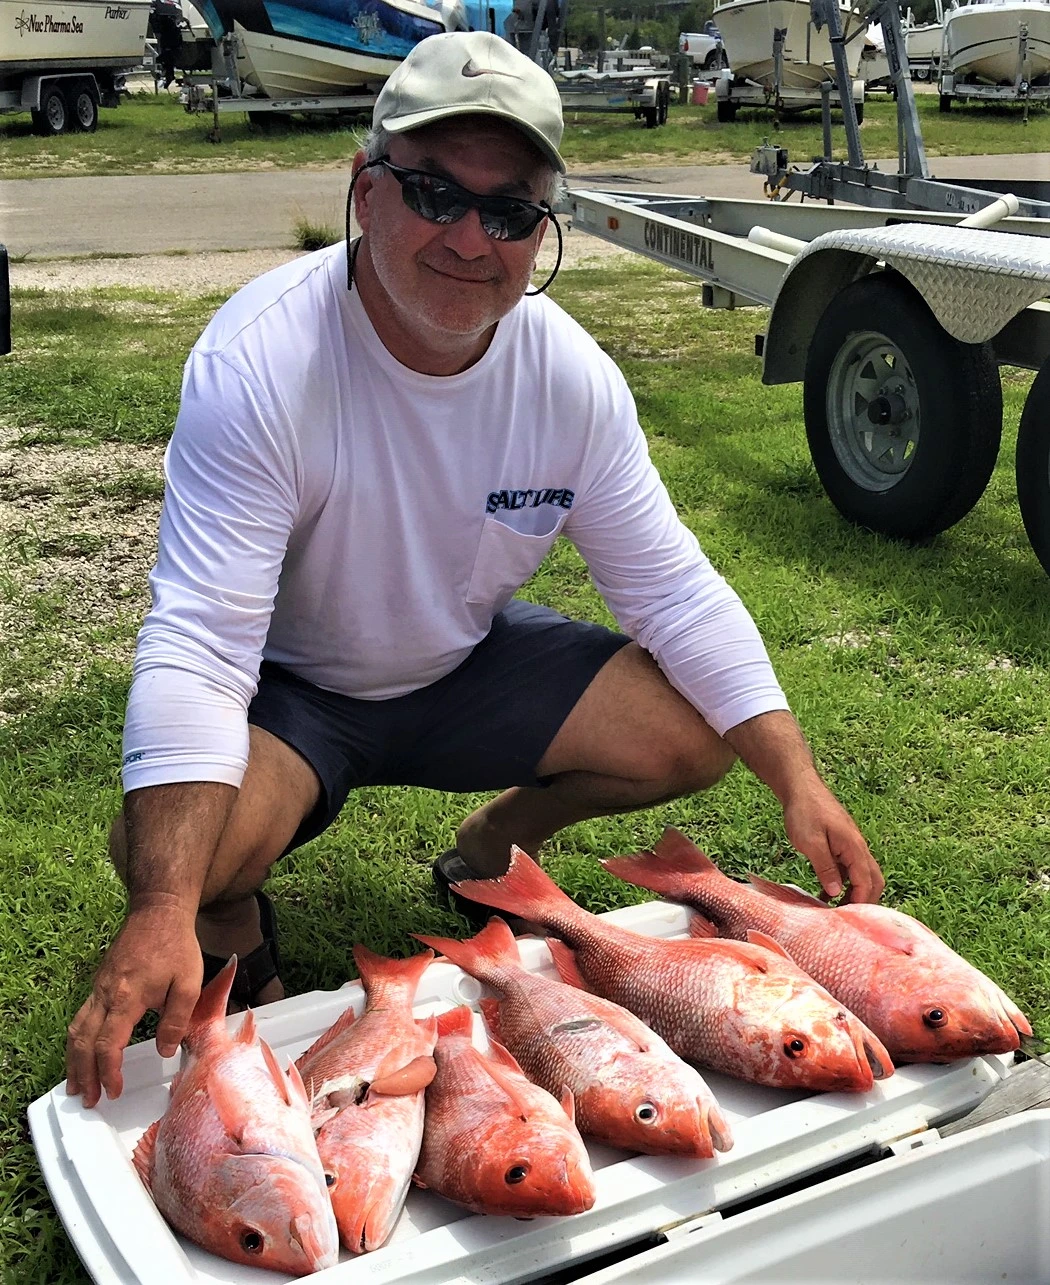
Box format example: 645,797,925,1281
782,777,883,904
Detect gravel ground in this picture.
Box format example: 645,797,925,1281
8,224,632,293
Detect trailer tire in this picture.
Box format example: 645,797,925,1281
642,106,658,127
915,66,930,81
32,86,70,136
803,273,1002,541
71,85,98,133
716,97,737,122
1015,359,1050,576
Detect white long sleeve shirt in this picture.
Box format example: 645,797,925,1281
122,241,788,792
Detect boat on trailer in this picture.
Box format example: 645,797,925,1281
942,0,1050,85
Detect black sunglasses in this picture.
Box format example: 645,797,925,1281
366,156,550,242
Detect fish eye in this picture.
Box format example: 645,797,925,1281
923,1007,948,1028
505,1163,530,1185
325,1171,337,1188
784,1037,807,1059
240,1228,264,1254
635,1101,659,1124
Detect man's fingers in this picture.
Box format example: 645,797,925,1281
155,976,201,1060
66,997,107,1107
95,1004,144,1102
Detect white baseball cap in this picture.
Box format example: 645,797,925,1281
373,31,566,174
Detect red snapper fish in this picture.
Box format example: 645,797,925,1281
415,917,733,1158
414,1005,597,1218
132,957,338,1276
452,848,894,1092
295,946,438,1254
602,827,1031,1064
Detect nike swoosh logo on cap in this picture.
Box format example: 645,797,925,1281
461,59,521,78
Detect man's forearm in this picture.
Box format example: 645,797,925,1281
721,709,822,805
123,781,238,913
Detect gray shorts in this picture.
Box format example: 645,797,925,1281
247,600,630,853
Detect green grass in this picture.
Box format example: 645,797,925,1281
1,264,1048,1282
0,89,1046,180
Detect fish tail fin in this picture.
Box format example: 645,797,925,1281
190,954,238,1028
602,827,718,896
132,1118,159,1192
436,1004,475,1040
452,846,578,931
353,945,435,1005
414,917,519,982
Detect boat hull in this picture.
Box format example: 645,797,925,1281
0,0,151,70
215,0,448,96
714,0,863,88
943,0,1050,83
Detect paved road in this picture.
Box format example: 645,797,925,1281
1,152,1049,257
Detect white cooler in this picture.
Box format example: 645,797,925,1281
28,900,1025,1284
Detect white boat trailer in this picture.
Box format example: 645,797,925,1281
553,68,672,128
570,184,1050,575
939,19,1050,118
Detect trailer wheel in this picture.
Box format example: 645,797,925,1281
1015,359,1050,576
939,93,952,111
915,66,930,81
71,86,98,133
642,106,658,127
32,86,70,136
716,97,737,122
803,274,1002,540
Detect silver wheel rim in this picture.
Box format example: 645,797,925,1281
826,330,921,492
76,94,93,126
46,94,65,131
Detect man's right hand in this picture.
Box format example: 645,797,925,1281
65,898,203,1108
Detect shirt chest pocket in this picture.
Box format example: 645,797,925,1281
465,513,568,610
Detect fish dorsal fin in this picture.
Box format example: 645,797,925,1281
236,1008,257,1046
437,1005,475,1040
417,1013,439,1050
479,997,503,1043
191,955,238,1029
260,1038,294,1107
370,1053,438,1096
546,939,594,992
687,912,719,939
296,1003,358,1068
834,906,917,954
602,827,718,893
748,874,828,908
353,944,435,1003
132,1119,160,1192
560,1086,576,1124
746,930,795,961
481,1042,533,1120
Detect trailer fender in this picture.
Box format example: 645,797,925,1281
762,223,1050,385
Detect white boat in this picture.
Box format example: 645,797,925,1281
943,0,1050,84
714,0,864,91
1,0,151,70
861,21,891,86
904,0,944,76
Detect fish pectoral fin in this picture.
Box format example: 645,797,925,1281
286,1056,313,1111
311,1105,341,1130
132,1119,160,1192
687,912,719,939
207,1069,252,1144
417,1013,439,1049
560,1086,576,1124
745,930,795,961
546,939,594,993
748,873,828,908
481,1043,534,1119
369,1054,438,1097
834,906,917,954
260,1038,294,1107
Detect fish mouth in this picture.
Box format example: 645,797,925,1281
290,1212,340,1271
703,1101,734,1154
